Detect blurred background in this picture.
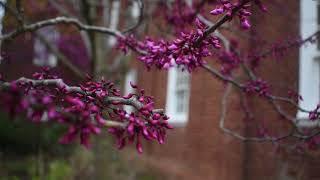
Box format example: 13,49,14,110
0,0,320,180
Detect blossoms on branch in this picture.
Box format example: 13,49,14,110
244,79,270,97
287,89,303,103
116,34,141,54
216,50,241,77
108,82,173,153
117,19,221,72
0,68,172,153
309,105,320,121
159,0,195,30
108,112,173,154
210,0,267,30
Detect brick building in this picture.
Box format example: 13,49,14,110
123,0,320,179
1,0,320,179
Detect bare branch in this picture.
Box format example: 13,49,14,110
1,16,124,41
48,0,92,58
123,0,145,33
249,30,320,63
219,84,295,142
201,64,244,88
0,2,87,79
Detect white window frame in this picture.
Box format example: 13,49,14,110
33,27,58,67
123,69,137,113
297,0,320,119
166,65,190,126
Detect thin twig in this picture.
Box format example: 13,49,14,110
219,84,295,142
123,0,144,33
1,16,123,41
201,64,243,88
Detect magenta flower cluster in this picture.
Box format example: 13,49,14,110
160,0,196,32
0,68,172,153
216,51,241,77
287,89,303,103
117,19,221,72
210,0,267,30
116,34,140,55
309,105,320,121
244,79,270,97
107,83,173,154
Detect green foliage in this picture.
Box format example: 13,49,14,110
0,111,73,155
0,156,74,180
0,176,20,180
0,157,37,180
47,160,73,180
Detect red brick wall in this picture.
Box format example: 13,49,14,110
133,0,320,180
245,1,320,180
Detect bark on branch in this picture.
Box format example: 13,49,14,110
0,77,164,127
0,16,124,41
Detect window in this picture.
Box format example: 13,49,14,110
33,26,58,67
123,69,137,113
298,0,320,119
166,65,190,126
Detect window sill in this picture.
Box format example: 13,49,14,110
167,114,188,127
296,111,320,128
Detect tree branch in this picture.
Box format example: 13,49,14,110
219,84,295,142
201,64,244,88
122,0,145,33
195,0,251,45
0,77,164,115
1,16,124,41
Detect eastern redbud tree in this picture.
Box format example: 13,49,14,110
0,0,318,154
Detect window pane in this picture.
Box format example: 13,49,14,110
176,89,189,113
174,67,190,114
